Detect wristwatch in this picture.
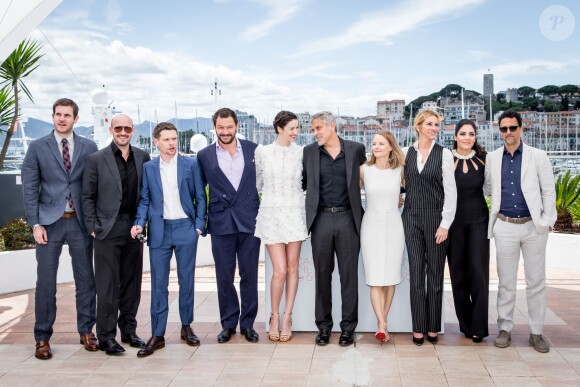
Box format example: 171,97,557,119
32,224,40,230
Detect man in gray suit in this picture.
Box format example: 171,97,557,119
302,111,366,347
22,98,99,360
82,114,150,355
484,110,556,353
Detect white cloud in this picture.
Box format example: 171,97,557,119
294,0,485,57
240,0,309,42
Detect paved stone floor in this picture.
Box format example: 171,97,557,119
1,261,580,386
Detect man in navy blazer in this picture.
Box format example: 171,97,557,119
21,98,98,360
196,108,261,343
131,122,207,357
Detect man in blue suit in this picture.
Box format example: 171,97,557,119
22,98,98,360
197,108,261,343
131,122,207,357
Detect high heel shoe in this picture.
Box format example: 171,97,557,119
268,313,280,341
412,333,424,346
279,312,292,342
472,336,483,343
375,331,386,345
427,333,438,344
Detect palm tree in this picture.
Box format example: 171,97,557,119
0,86,15,127
0,39,43,170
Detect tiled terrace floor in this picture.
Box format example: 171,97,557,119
1,259,580,386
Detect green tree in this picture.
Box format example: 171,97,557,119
0,86,15,128
561,96,570,111
537,85,559,95
0,39,43,170
558,84,579,96
575,100,580,110
518,86,535,97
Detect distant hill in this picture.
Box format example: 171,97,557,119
7,117,214,142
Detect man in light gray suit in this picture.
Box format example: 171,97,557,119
484,110,556,353
22,98,98,360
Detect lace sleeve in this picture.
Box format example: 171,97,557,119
255,144,264,193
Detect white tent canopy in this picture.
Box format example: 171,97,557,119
0,0,61,62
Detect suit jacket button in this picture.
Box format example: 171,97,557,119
223,194,226,198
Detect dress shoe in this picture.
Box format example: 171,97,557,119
472,336,483,343
316,328,331,346
494,330,511,348
99,339,125,355
426,334,438,344
181,326,200,346
121,332,146,348
137,336,165,358
240,327,259,343
80,332,99,351
338,330,355,347
217,328,236,344
412,333,424,346
529,334,550,353
35,341,52,360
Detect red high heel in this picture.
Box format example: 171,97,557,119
375,331,387,345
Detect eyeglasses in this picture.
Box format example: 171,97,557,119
499,125,518,133
113,126,133,134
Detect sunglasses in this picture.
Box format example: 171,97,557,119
499,125,518,133
113,126,134,134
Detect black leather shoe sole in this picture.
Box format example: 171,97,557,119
472,336,483,343
338,338,354,347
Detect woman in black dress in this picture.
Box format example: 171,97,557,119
447,119,489,343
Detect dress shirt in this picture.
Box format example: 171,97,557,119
159,155,188,220
111,143,138,215
318,139,349,208
403,141,457,229
216,139,244,191
54,130,75,212
499,142,531,218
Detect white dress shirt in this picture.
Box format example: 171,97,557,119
403,141,457,230
159,155,188,220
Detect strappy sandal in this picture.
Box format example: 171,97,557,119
280,312,292,342
268,313,280,341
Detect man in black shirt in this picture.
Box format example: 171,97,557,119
82,114,151,354
302,111,366,346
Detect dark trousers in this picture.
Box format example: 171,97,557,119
211,233,260,330
310,210,359,332
149,219,199,336
34,217,95,342
403,209,447,333
93,215,143,341
447,220,490,338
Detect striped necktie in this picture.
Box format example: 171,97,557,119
62,138,75,211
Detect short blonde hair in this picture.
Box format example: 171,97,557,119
413,110,442,133
366,130,405,169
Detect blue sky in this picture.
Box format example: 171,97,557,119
19,0,580,126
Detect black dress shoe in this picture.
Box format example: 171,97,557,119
217,328,236,344
240,328,259,343
427,334,438,344
121,332,146,348
316,329,331,346
137,336,165,358
472,336,483,343
99,339,125,355
412,335,424,346
181,326,200,346
338,331,355,347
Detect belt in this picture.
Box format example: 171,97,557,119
497,213,532,224
320,205,351,213
61,211,77,219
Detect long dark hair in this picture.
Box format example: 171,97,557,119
453,119,486,158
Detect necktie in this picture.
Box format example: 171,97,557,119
62,138,75,211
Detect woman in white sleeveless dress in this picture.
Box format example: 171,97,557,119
360,130,405,344
255,111,307,343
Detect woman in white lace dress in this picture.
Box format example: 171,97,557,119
255,111,307,342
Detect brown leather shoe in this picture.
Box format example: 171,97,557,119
137,336,165,358
35,341,52,360
180,326,200,346
79,332,99,351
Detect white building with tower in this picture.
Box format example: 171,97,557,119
90,86,114,149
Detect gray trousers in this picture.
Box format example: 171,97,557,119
493,219,548,334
